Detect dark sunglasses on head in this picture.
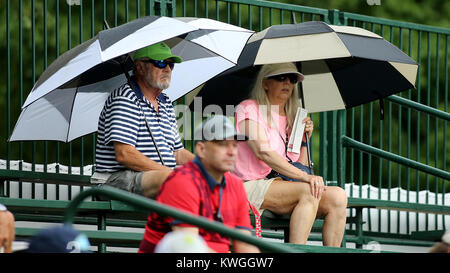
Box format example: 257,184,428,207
139,59,175,70
266,73,299,84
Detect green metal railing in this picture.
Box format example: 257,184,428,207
341,136,449,181
63,186,299,253
1,0,448,240
335,9,449,236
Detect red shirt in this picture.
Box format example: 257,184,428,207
139,157,252,253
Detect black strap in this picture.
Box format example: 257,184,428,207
275,125,294,163
284,132,294,163
132,83,166,167
120,59,166,166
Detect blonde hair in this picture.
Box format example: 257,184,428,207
250,63,300,132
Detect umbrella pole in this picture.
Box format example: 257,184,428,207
102,19,165,165
298,81,314,175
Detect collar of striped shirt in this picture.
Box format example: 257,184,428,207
130,76,167,104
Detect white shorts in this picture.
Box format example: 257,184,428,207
243,177,280,215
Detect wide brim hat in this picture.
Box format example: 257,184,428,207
263,62,305,82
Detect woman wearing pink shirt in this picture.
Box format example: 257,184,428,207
233,62,347,247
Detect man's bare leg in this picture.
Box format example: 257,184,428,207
141,169,173,198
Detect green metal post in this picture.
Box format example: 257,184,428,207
19,0,23,175
415,30,422,232
56,0,61,199
406,28,412,234
97,214,107,253
324,9,342,182
146,0,153,16
6,0,10,173
327,111,338,181
319,113,327,180
44,0,48,199
31,0,36,198
337,110,346,247
68,2,73,200
355,207,364,249
444,34,448,229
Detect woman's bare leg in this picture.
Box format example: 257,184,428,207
260,180,319,244
316,186,348,247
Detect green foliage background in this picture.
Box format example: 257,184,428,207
278,0,449,28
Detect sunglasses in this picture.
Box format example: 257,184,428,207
266,73,299,84
139,59,175,70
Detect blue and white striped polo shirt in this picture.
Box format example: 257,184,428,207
95,78,184,172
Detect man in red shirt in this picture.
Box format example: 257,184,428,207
139,115,260,253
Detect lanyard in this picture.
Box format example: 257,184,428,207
277,130,294,163
214,187,224,223
130,78,166,166
270,112,294,163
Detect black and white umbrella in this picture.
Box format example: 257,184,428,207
193,21,418,113
9,16,253,142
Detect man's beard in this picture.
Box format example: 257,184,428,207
145,72,171,90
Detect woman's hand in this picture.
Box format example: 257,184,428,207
306,174,326,199
303,117,314,138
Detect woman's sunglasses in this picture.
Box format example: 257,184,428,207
266,73,299,84
139,59,175,70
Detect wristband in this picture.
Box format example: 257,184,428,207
301,141,308,147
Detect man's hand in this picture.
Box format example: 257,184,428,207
174,148,195,166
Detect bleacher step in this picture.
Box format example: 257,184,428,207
15,227,144,247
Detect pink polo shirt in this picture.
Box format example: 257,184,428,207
232,99,300,181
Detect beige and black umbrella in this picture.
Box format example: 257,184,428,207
194,21,418,113
193,21,418,172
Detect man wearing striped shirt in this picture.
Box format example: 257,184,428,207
94,42,194,198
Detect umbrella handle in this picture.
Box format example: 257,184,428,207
103,19,111,30
304,133,314,175
298,79,314,175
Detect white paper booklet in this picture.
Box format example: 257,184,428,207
287,107,308,154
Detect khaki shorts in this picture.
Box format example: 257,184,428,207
243,177,279,215
103,170,144,195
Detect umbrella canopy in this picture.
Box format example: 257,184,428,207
9,16,253,142
192,21,418,114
